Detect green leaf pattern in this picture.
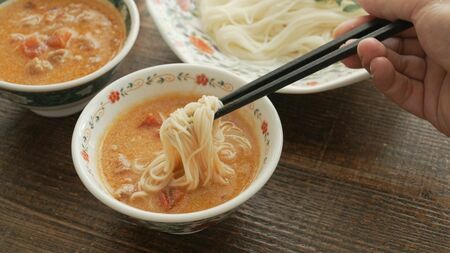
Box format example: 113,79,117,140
315,0,361,12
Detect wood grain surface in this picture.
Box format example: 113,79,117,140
1,1,449,252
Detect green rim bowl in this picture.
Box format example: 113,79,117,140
0,0,140,117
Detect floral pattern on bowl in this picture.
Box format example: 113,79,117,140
80,71,272,178
146,0,370,94
72,64,282,234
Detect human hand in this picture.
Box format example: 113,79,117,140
335,0,450,136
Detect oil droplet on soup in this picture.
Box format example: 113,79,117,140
0,0,126,85
99,94,261,214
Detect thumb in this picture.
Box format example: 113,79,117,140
357,0,430,21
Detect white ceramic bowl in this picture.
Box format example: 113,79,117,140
72,64,283,234
146,0,370,94
0,0,140,117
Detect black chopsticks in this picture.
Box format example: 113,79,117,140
215,18,413,119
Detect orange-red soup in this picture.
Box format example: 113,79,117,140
99,94,261,214
0,0,126,85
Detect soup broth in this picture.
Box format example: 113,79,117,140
0,0,126,85
99,94,261,214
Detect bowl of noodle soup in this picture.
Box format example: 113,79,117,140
72,64,283,234
146,0,370,94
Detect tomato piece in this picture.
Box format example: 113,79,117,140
158,188,185,210
47,30,72,48
159,191,171,210
171,188,184,204
140,113,162,128
22,35,47,58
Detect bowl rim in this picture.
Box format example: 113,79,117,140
0,0,140,93
72,63,283,223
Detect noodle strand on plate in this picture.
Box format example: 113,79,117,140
198,0,365,61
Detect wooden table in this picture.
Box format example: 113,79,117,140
1,1,449,252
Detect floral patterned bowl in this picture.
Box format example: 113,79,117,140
0,0,139,117
72,64,283,234
146,0,370,94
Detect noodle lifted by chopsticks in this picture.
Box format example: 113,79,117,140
135,96,252,194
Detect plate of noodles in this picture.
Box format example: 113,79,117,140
146,0,370,94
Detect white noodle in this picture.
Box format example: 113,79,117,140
197,0,365,61
137,96,251,192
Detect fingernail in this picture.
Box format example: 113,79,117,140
341,39,357,48
369,64,375,79
369,63,374,74
340,19,354,28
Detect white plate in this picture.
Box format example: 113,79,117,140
146,0,370,94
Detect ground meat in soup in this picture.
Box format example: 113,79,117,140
99,94,261,214
0,0,126,85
